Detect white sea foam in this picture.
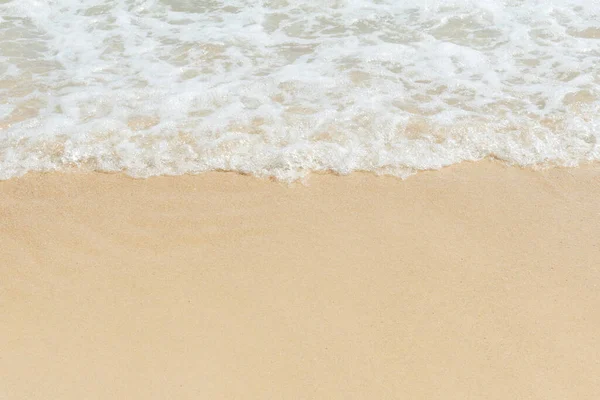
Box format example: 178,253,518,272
0,0,598,180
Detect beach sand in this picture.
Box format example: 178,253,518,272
1,160,599,399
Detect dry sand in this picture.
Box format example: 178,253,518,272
1,161,599,399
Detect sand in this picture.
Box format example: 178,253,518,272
1,160,599,399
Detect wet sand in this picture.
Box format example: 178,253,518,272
1,161,599,399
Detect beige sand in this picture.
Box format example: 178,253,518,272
1,161,599,399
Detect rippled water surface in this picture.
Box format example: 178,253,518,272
1,0,599,179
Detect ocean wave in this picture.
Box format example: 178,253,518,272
1,0,598,180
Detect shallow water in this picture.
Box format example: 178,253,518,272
0,0,598,180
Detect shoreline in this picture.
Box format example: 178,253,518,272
2,160,600,399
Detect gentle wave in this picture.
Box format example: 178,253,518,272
1,0,599,180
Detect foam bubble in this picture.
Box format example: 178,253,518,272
0,0,599,180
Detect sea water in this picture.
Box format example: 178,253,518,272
0,0,598,180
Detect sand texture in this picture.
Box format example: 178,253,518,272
1,161,600,399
